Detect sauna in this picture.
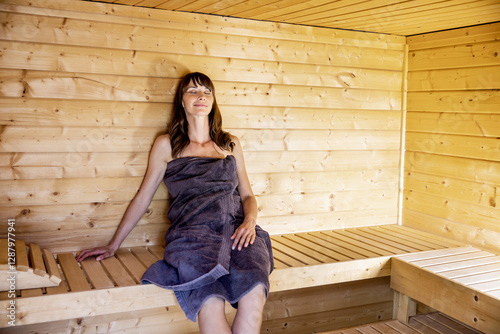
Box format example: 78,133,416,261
0,0,499,333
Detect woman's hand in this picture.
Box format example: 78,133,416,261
231,218,256,251
76,244,117,262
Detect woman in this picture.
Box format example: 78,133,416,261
77,72,274,333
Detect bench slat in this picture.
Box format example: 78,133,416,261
468,278,500,293
80,258,115,289
42,248,62,284
100,256,137,287
307,232,372,259
46,280,68,295
57,253,91,292
15,240,30,272
439,260,500,279
271,236,327,263
271,248,305,267
147,245,164,260
270,237,323,265
115,248,147,283
130,247,159,268
425,255,500,274
454,270,500,285
367,226,434,251
489,289,500,298
272,258,290,269
0,240,7,270
29,243,46,277
281,234,341,262
379,225,452,249
411,251,494,268
331,230,395,256
21,288,43,298
395,246,478,262
346,229,416,254
394,225,465,248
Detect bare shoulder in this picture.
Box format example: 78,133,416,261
229,134,246,164
152,134,173,163
230,134,242,152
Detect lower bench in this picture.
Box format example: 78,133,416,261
0,224,465,328
391,246,500,334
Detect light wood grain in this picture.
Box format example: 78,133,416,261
28,243,46,277
14,240,29,272
57,253,90,292
80,257,115,289
404,24,500,253
391,252,500,333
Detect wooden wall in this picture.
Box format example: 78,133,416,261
0,1,405,332
0,0,406,253
403,22,500,253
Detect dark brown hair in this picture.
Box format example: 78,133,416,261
168,72,233,158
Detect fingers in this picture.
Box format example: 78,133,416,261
231,227,256,251
76,247,113,262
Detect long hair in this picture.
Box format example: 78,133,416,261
168,72,234,158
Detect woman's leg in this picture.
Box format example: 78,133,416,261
232,284,267,334
198,296,231,334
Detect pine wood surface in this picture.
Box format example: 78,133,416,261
319,312,483,334
0,0,406,48
403,22,500,253
78,0,500,36
0,0,405,252
407,21,500,50
0,240,61,291
0,224,464,327
391,247,500,334
0,278,393,334
0,0,498,332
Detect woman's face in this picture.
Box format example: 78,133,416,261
182,80,214,118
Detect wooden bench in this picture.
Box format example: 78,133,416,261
391,247,500,334
0,224,465,328
0,239,61,291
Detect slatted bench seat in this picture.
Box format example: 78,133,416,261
0,224,465,328
0,240,61,291
391,247,500,334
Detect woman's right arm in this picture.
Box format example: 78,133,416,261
77,135,172,262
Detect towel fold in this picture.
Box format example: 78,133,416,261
141,155,273,321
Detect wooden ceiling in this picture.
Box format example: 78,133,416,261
88,0,500,36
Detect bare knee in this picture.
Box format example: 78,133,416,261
240,284,266,307
232,285,267,334
198,297,231,334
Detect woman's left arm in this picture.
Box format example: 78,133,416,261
230,135,259,251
